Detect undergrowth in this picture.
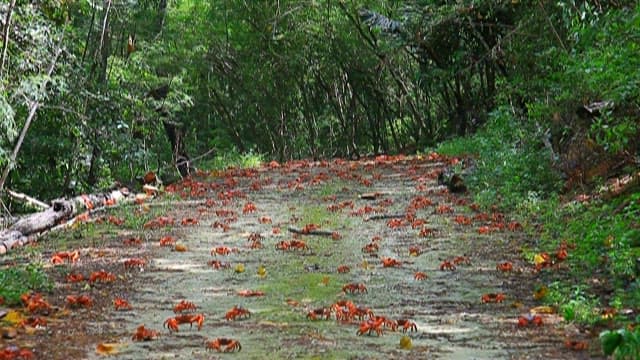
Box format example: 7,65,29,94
437,106,563,210
201,149,265,170
0,263,52,306
436,106,639,357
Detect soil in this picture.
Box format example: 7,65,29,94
0,155,601,359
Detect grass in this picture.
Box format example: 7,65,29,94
435,104,640,356
0,263,53,306
316,180,348,198
202,150,265,170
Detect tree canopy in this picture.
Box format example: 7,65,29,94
0,0,638,201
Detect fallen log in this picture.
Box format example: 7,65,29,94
287,227,336,237
0,188,131,255
5,189,50,210
364,214,404,221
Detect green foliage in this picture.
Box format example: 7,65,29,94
202,150,265,171
438,106,563,209
600,324,640,359
0,263,52,306
538,193,640,286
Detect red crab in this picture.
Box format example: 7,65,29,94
408,246,422,256
124,258,146,269
381,257,402,268
477,226,493,234
159,236,176,247
173,300,197,313
211,246,235,256
66,295,93,308
508,221,523,231
454,215,472,225
132,325,159,341
452,256,471,266
356,317,385,336
564,340,588,351
436,204,453,214
206,338,241,352
163,314,205,332
387,218,405,229
89,270,116,283
236,290,265,297
258,216,272,224
50,250,80,265
439,260,456,271
122,237,142,246
225,305,251,321
481,293,506,303
114,298,133,311
242,202,257,214
517,314,543,327
306,308,332,320
419,227,436,237
66,273,85,283
301,223,320,234
396,319,418,333
496,262,513,272
181,217,199,226
342,283,367,294
414,272,428,280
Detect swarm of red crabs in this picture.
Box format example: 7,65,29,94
10,153,577,358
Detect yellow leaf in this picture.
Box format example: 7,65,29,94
533,254,547,266
234,264,245,273
257,265,266,278
2,310,24,325
604,235,614,248
96,342,121,355
399,335,412,349
530,306,555,314
174,244,188,252
361,260,373,269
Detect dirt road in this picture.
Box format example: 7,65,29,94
3,155,596,359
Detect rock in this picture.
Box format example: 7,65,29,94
437,170,467,193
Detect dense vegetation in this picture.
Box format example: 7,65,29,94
1,0,639,356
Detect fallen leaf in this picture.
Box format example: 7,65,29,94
1,326,18,339
2,310,24,325
533,285,548,300
510,301,524,309
530,306,555,314
533,254,547,266
234,264,245,273
174,244,188,252
96,342,122,355
256,265,266,278
399,335,412,349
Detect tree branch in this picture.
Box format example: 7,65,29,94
0,39,64,191
0,0,17,76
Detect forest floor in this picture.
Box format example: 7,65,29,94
0,155,599,359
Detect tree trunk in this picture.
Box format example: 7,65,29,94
0,45,63,191
0,188,130,255
0,0,16,77
162,119,191,177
